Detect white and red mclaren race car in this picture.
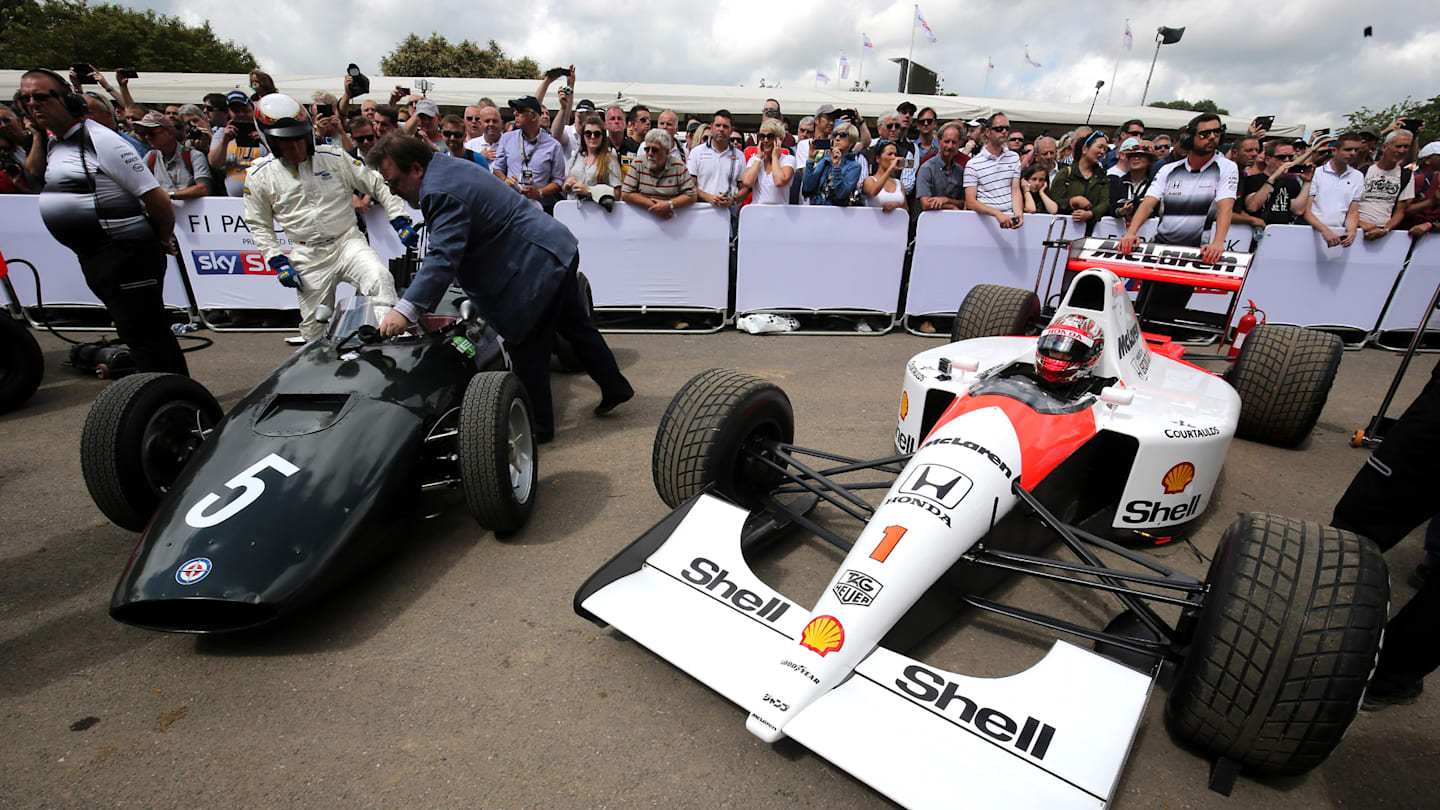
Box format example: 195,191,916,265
575,267,1389,810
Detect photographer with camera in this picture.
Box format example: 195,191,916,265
133,112,211,200
18,68,188,375
310,92,353,153
207,90,268,196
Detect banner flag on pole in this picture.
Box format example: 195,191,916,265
916,8,936,43
817,70,830,84
839,51,850,79
863,33,874,52
1123,19,1133,51
1024,45,1042,67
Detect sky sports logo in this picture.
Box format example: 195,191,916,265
191,250,273,275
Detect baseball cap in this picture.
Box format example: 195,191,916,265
816,103,837,117
965,118,984,128
1419,141,1440,159
415,99,439,118
896,101,917,115
508,96,542,114
576,99,595,112
225,90,250,106
1358,126,1380,139
132,111,174,132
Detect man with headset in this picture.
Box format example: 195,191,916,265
18,68,188,375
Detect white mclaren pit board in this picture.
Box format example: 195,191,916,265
1068,237,1253,292
579,494,1155,810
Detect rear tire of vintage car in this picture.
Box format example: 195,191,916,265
458,371,536,533
81,373,223,532
0,314,44,413
1165,513,1388,776
653,368,794,510
949,284,1041,343
1228,324,1343,446
552,272,594,373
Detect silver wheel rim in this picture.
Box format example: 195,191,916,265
507,398,534,503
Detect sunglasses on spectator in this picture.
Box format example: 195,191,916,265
442,130,464,138
465,115,484,121
1126,130,1143,137
882,122,901,129
1007,135,1023,142
990,125,1009,132
583,130,603,137
760,133,778,140
730,138,744,146
642,146,665,155
353,133,376,143
18,90,62,105
1195,128,1222,139
918,118,936,125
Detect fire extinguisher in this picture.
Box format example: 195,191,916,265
1230,300,1267,357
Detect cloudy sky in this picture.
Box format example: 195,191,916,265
139,0,1436,130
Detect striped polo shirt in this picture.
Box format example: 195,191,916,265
1149,153,1239,246
621,153,696,200
964,145,1022,213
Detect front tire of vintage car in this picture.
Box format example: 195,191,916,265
949,284,1041,343
1228,324,1343,446
0,314,44,413
1165,513,1388,776
653,368,794,510
552,272,594,373
80,373,223,532
458,371,537,533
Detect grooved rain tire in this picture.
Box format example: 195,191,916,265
1229,324,1343,446
458,371,536,534
81,373,222,532
1166,513,1388,776
0,314,43,413
652,368,794,510
949,284,1041,343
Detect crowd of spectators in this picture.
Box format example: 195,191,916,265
5,65,1437,248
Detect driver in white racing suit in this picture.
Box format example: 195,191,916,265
243,93,419,341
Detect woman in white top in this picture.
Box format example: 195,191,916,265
563,114,622,200
740,118,794,205
862,140,907,213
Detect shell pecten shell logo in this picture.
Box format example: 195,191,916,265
1162,462,1196,495
800,615,845,657
900,391,909,420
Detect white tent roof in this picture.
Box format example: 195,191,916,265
0,71,1305,137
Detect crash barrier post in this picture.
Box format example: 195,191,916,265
904,212,1076,334
1240,224,1412,347
733,204,910,334
0,195,193,329
553,199,730,332
1374,235,1440,351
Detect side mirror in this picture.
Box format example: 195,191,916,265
459,299,481,324
314,304,333,324
1100,386,1134,406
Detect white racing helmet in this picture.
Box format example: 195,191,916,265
254,93,313,153
1035,313,1104,384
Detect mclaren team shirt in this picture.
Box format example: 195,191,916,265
1149,152,1239,246
38,119,159,255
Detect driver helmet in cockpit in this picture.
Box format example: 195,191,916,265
1035,313,1104,384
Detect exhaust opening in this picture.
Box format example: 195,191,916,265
111,599,278,634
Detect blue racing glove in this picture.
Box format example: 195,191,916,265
269,255,302,289
391,217,419,250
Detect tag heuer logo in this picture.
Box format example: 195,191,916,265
832,569,883,606
898,463,973,509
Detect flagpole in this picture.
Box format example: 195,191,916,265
858,35,865,86
982,61,989,97
905,5,917,93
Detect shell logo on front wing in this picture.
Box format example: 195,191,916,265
1162,462,1196,495
800,615,845,657
900,391,909,421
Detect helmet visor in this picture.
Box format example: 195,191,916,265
1036,332,1090,364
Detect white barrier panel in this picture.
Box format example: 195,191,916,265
1092,217,1157,241
1376,235,1440,339
906,212,1076,316
553,200,730,311
735,205,909,314
0,195,191,311
1240,224,1410,333
173,198,303,311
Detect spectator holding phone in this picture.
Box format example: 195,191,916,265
965,112,1025,230
740,118,794,206
207,90,268,196
1357,129,1416,240
310,92,353,153
1243,139,1314,226
1108,139,1154,224
801,122,863,206
1303,132,1364,247
1021,163,1058,214
1050,129,1110,232
860,139,906,213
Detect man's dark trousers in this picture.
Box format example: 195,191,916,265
79,239,189,376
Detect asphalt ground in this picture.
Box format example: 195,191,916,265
2,324,1438,809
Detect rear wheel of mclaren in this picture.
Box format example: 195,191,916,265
653,368,794,510
81,373,223,532
0,313,44,413
949,284,1041,343
1166,512,1388,776
552,272,594,373
458,371,537,533
1228,324,1343,446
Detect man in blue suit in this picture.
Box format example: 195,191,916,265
369,134,632,443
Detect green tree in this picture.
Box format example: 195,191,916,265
1148,99,1231,116
0,0,255,72
1345,95,1439,147
379,34,539,79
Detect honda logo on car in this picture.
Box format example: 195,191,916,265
680,557,792,623
832,569,883,606
191,250,274,275
896,664,1057,760
899,464,973,508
